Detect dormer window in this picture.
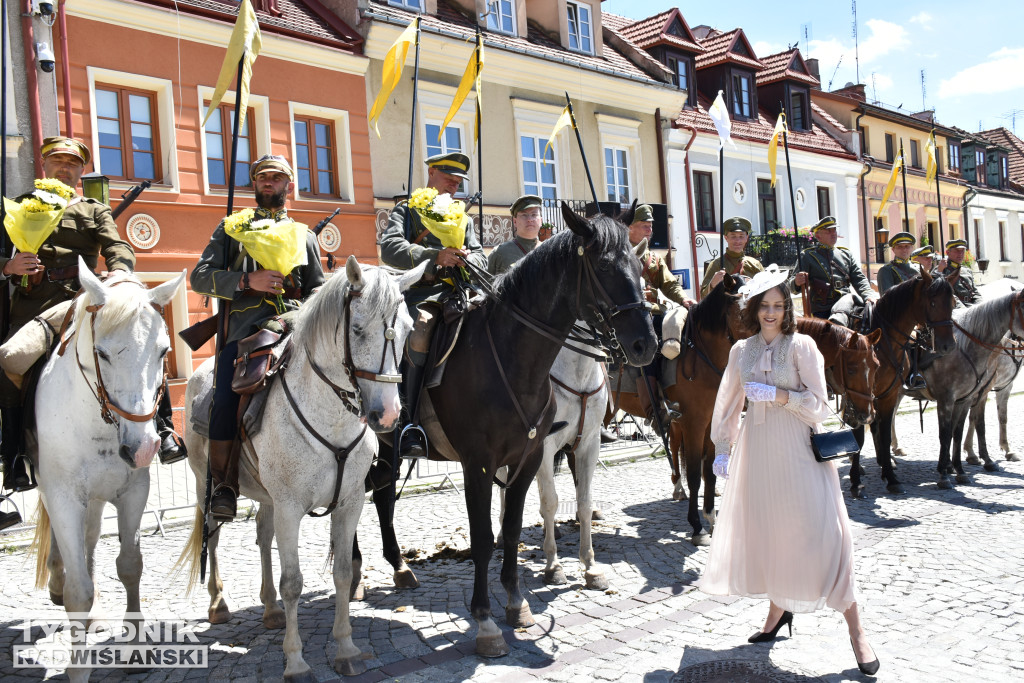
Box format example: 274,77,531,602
567,1,593,54
788,89,808,130
485,0,516,35
948,142,960,173
731,71,753,119
388,0,423,10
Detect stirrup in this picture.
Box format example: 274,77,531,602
398,423,429,460
903,373,927,392
158,432,188,465
2,455,37,493
209,485,237,522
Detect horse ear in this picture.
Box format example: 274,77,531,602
77,256,107,307
346,255,365,291
920,268,933,285
618,199,639,227
561,201,595,242
633,238,647,256
866,328,883,345
396,261,429,294
149,270,185,307
722,273,736,292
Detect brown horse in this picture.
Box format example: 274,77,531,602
795,318,882,427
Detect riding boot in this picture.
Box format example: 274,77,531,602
208,439,238,521
1,407,35,492
155,383,187,465
600,426,618,443
397,363,427,460
904,346,927,391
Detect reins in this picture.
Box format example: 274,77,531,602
950,291,1024,356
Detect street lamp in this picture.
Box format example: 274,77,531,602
874,224,889,263
81,172,109,206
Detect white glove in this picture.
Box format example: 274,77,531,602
744,382,777,402
713,453,730,479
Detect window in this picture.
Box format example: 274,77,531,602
486,0,515,34
757,178,778,233
94,86,160,181
976,149,986,185
566,1,593,54
731,72,752,118
999,221,1008,261
694,171,715,231
203,103,255,189
789,90,808,130
604,147,630,204
1020,224,1024,261
884,133,895,163
388,0,423,10
667,55,690,92
294,116,337,197
910,140,920,168
948,142,960,172
1001,155,1009,188
816,186,831,220
520,135,558,199
425,122,467,194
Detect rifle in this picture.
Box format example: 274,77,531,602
312,208,341,271
110,180,151,220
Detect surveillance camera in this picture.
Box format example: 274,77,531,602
35,42,55,73
31,0,54,16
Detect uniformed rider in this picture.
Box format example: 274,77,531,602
942,238,981,306
910,244,946,276
792,215,875,325
699,216,764,297
379,152,487,459
487,194,543,275
876,232,920,294
191,154,325,521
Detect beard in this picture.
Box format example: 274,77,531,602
256,186,287,211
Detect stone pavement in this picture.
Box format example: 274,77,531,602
1,393,1023,682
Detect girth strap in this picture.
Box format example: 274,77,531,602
549,371,606,454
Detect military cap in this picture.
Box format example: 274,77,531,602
40,136,90,165
510,194,543,217
250,154,294,181
722,216,752,234
945,238,968,250
811,215,837,232
426,152,470,180
888,231,916,247
911,245,936,259
632,204,654,223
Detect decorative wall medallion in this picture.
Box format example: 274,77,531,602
732,180,747,204
126,213,160,250
795,188,807,210
318,223,341,253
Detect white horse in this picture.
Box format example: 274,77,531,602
178,257,424,681
31,259,185,683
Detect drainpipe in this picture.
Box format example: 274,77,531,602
962,186,977,254
22,0,44,177
653,108,670,267
676,123,702,299
57,0,73,137
854,111,874,281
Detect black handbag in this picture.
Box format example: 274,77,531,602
810,427,860,462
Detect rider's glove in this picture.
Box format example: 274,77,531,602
713,453,730,479
744,382,777,403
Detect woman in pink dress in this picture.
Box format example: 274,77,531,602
698,268,879,676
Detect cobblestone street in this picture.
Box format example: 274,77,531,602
1,393,1023,682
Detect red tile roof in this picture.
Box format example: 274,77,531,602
695,28,761,70
365,0,668,86
610,9,703,53
673,94,855,159
977,127,1024,191
756,49,819,87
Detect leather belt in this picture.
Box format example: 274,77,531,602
46,265,80,282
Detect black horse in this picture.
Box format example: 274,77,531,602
362,203,656,657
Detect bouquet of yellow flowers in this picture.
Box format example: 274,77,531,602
3,178,77,286
408,187,468,249
223,209,309,312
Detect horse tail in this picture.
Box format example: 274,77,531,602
31,499,52,590
171,505,204,595
553,450,567,474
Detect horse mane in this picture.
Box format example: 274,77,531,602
688,281,739,335
491,214,630,303
872,274,952,326
955,290,1015,341
294,265,401,348
798,316,852,348
76,270,153,337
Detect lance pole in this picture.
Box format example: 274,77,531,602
405,19,422,232
475,28,483,243
933,130,945,248
899,138,910,238
718,146,724,263
779,108,800,265
0,0,10,338
564,92,599,207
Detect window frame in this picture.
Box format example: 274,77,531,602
693,170,716,231
424,120,469,197
787,87,809,131
485,0,516,35
884,133,895,163
948,141,961,173
293,114,340,199
202,101,257,191
566,1,594,55
756,177,778,234
388,0,423,11
910,139,921,169
815,185,832,220
197,86,270,196
665,52,694,103
731,70,753,119
603,145,631,205
93,84,162,183
976,149,986,185
519,134,559,200
287,101,355,204
999,220,1008,261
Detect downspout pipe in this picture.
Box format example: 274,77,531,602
654,108,670,267
854,111,874,281
22,0,44,177
57,0,72,137
676,123,702,299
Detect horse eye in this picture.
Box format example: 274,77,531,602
97,350,110,362
352,326,364,336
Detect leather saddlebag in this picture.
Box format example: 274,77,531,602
232,328,281,394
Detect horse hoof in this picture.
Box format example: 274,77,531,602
1006,453,1021,462
850,485,865,499
672,489,687,501
886,482,906,495
283,670,317,683
393,567,420,589
584,571,609,591
543,567,567,585
49,591,63,607
937,476,954,490
262,609,286,630
690,532,712,547
350,582,365,601
591,509,605,520
956,473,972,485
505,604,535,628
334,655,367,677
983,462,999,472
893,448,906,458
476,632,510,658
208,601,232,624
966,455,982,466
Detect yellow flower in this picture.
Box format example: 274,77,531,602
34,178,76,201
408,187,437,211
443,199,466,222
222,208,255,233
20,197,51,213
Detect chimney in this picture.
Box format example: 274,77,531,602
806,58,821,86
833,82,867,102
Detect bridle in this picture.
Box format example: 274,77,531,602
833,334,875,410
951,290,1024,356
57,280,166,426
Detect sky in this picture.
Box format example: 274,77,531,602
601,0,1024,136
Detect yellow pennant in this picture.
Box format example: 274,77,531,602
368,18,420,139
877,153,904,219
925,131,938,184
544,106,573,164
203,0,261,130
440,35,484,143
768,112,787,188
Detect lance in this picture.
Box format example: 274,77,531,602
564,92,599,207
0,0,10,340
933,130,945,249
779,107,809,315
899,138,910,236
402,19,422,242
718,145,724,264
475,27,483,243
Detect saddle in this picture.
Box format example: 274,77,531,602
422,284,484,390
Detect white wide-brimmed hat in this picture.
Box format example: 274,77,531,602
739,263,789,307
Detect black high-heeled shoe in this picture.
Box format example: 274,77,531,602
850,637,880,675
747,610,793,643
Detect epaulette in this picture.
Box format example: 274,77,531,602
836,246,850,251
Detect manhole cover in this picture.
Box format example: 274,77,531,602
672,659,826,683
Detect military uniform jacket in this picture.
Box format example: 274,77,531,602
0,196,135,333
487,235,538,275
792,245,873,315
191,210,325,344
637,245,689,315
699,251,765,297
942,263,982,306
876,259,920,294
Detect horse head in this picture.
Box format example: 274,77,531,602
560,202,656,366
836,328,882,426
76,257,185,469
721,273,754,341
919,269,957,355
